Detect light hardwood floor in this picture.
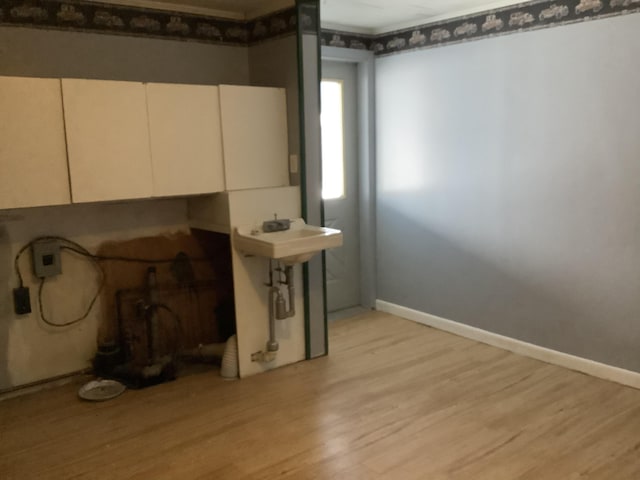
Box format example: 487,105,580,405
2,311,640,479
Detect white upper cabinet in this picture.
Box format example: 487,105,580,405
0,78,291,210
146,83,225,197
219,85,289,191
62,79,153,203
0,76,70,209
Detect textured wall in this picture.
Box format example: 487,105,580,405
375,14,640,371
0,27,249,84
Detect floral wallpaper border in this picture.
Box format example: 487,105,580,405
320,0,640,56
298,2,318,34
2,1,635,52
0,0,298,46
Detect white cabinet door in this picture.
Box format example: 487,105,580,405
0,76,70,209
146,83,225,197
62,79,153,203
219,85,289,191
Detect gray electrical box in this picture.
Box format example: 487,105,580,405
32,240,62,278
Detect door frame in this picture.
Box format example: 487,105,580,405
321,46,376,309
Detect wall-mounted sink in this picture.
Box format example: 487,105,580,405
234,218,342,265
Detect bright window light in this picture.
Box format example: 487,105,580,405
321,80,345,200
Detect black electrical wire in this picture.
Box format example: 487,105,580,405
14,242,32,287
38,272,105,328
12,236,105,328
139,302,183,361
59,246,210,264
14,235,208,329
14,236,96,287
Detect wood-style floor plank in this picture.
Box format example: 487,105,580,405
1,311,640,479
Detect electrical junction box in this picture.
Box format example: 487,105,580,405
32,239,62,278
13,287,31,315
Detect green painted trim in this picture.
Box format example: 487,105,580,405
296,0,324,360
296,0,311,360
315,4,329,357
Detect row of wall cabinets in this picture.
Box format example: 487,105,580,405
0,76,289,209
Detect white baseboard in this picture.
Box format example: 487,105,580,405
376,300,640,390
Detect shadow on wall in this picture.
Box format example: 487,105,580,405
96,230,235,348
376,199,640,372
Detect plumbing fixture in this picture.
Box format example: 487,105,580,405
267,286,280,353
180,342,226,360
252,260,280,361
274,265,295,319
251,350,278,363
146,267,160,363
252,261,297,363
234,218,342,265
275,291,287,319
122,267,181,384
262,214,291,233
283,265,295,318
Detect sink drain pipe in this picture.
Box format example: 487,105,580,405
252,262,296,363
284,265,295,318
267,285,280,353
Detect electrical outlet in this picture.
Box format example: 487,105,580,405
32,239,62,278
13,287,31,315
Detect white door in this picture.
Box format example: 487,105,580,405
322,61,360,312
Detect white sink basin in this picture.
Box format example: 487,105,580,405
234,218,343,265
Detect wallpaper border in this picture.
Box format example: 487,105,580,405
320,0,640,56
0,0,297,46
1,1,636,53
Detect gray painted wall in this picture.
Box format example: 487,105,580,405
375,14,640,371
0,27,249,84
248,35,300,184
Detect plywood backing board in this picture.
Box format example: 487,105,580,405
226,186,305,378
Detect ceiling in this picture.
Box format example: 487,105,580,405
321,0,526,34
92,0,526,33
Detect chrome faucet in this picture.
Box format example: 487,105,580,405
262,213,291,233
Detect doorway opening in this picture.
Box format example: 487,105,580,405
321,60,364,318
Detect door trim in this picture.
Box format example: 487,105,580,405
298,1,326,359
321,46,376,309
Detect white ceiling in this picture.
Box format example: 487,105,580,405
91,0,526,33
321,0,526,34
